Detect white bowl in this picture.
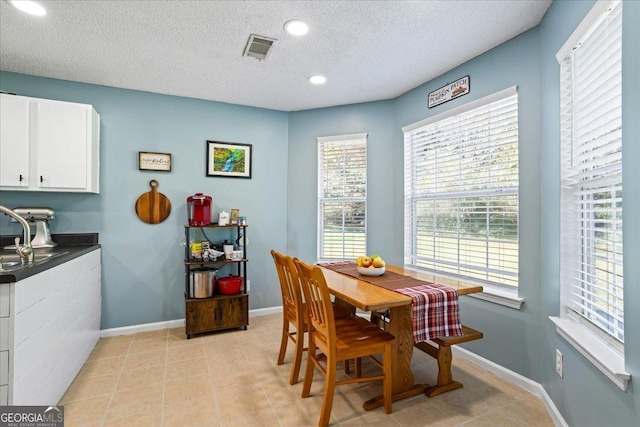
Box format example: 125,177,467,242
357,266,385,277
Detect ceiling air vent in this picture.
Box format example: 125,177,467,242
243,34,276,61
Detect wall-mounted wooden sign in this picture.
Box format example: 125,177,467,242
428,75,470,109
139,151,172,172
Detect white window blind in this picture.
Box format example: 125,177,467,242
559,1,623,344
404,89,519,288
318,134,367,260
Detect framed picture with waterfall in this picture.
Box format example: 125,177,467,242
206,141,252,179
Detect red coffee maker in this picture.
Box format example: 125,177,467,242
187,193,212,226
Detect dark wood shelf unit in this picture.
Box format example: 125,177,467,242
184,224,249,339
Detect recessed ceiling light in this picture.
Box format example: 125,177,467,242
284,20,309,36
308,75,327,85
9,0,47,16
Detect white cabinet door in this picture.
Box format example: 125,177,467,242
0,351,8,386
35,100,89,190
0,385,7,405
0,284,9,317
0,94,30,188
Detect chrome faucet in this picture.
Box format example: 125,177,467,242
0,205,33,263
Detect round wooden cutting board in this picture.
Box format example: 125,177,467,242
135,180,171,224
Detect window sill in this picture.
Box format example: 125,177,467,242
549,316,630,391
469,285,524,309
402,266,524,310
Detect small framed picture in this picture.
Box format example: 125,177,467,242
139,151,172,172
206,141,252,179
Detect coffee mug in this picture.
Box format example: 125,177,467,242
223,244,234,260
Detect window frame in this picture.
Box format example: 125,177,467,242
317,133,368,261
551,0,629,391
402,87,520,298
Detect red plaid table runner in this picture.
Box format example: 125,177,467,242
318,262,463,342
394,284,463,342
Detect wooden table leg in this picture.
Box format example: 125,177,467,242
363,304,428,410
387,304,415,394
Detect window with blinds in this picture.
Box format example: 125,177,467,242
558,1,623,344
317,134,367,260
403,88,519,288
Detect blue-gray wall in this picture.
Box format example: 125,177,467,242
287,1,639,426
0,72,289,329
1,0,638,424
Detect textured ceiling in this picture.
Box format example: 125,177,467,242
0,0,551,112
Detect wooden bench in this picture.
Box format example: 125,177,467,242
414,325,483,397
371,310,483,397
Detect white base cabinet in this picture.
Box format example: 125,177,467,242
0,93,100,193
0,249,101,405
0,281,11,405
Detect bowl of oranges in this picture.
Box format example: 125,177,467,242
355,255,386,277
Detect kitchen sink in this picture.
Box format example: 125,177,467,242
0,261,21,268
0,251,68,272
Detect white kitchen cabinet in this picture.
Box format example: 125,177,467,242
0,283,9,317
0,94,30,188
0,93,100,193
0,352,8,386
1,249,101,405
0,281,11,406
0,318,9,351
0,385,7,406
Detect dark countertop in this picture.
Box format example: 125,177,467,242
0,233,100,284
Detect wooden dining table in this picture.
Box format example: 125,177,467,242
319,264,483,410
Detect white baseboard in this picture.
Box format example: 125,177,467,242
100,318,185,337
452,346,568,427
248,306,283,317
100,305,283,338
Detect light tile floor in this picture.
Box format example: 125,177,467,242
60,313,555,426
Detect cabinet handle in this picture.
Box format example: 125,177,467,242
40,176,44,183
19,174,24,182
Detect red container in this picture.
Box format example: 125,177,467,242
217,276,243,295
187,193,212,226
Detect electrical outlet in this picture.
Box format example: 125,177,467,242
246,280,251,292
555,349,563,378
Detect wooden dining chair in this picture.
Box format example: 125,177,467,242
271,250,354,385
294,259,394,427
271,249,308,385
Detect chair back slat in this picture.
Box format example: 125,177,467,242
271,250,304,322
294,259,336,351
